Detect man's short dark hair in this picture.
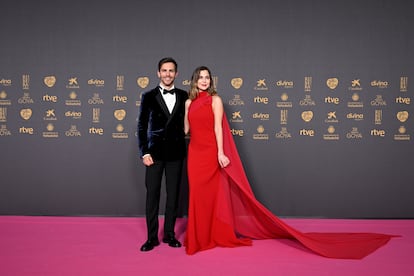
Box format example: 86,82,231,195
158,57,178,71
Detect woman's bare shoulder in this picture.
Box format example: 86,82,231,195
211,94,222,103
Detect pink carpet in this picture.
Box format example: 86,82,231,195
0,216,411,276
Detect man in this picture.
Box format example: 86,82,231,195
137,57,188,252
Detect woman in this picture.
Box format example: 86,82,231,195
184,66,398,258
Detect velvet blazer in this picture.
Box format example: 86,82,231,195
137,87,188,161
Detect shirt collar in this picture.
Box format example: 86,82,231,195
159,84,175,92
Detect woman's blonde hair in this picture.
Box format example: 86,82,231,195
188,66,217,100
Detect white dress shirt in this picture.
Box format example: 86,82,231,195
159,85,176,113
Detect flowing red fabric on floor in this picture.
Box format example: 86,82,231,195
185,92,398,259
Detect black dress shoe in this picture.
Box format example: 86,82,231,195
162,236,182,248
140,239,160,252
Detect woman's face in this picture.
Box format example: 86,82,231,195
197,70,211,91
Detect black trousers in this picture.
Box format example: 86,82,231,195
144,159,183,240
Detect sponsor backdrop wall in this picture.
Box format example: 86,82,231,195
1,0,413,218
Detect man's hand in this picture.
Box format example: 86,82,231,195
142,155,154,166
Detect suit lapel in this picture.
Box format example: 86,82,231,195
155,91,171,118
169,93,181,118
166,92,183,126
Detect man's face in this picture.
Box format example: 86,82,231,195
157,62,177,88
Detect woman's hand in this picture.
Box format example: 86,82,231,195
218,153,230,168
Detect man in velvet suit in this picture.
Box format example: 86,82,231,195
137,57,188,252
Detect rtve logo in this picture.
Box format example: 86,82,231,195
113,95,127,103
19,126,34,134
299,129,315,136
253,96,268,104
395,97,410,104
231,129,244,136
325,97,340,104
89,127,104,135
43,94,58,102
370,129,386,137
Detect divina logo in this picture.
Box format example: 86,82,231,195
0,79,12,86
347,113,364,120
276,80,294,88
252,113,270,120
65,111,82,119
88,79,105,86
371,80,389,88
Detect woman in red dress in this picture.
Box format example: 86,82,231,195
183,66,398,258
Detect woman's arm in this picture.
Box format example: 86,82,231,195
184,99,191,135
212,95,230,168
